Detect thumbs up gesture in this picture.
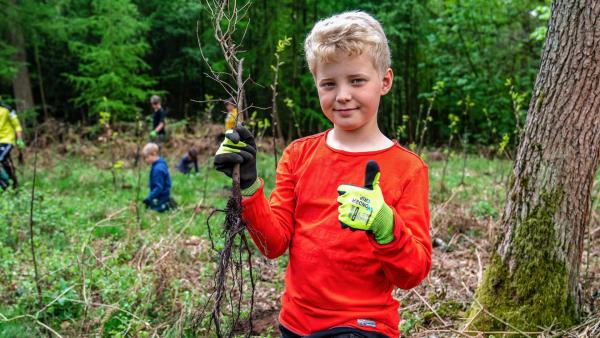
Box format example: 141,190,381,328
337,160,394,244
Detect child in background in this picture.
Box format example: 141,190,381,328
0,101,24,190
214,11,431,338
142,143,172,212
223,97,238,130
149,95,167,141
176,148,199,175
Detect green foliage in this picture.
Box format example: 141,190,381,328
247,111,272,141
497,133,510,155
65,0,155,120
276,37,292,54
0,146,282,336
2,0,552,145
530,5,551,42
0,40,17,84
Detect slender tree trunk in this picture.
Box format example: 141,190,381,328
468,0,600,331
33,41,49,121
9,0,35,118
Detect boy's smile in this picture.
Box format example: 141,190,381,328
315,53,393,133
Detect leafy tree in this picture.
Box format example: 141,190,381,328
134,0,204,117
66,0,154,120
0,0,555,147
0,40,17,84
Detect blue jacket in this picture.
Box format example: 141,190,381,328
176,154,199,174
144,157,172,211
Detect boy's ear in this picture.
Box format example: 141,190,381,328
380,68,394,95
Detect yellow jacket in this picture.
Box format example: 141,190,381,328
225,108,238,130
0,105,22,145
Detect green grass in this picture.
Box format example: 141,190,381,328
1,147,597,337
428,153,512,220
0,148,281,337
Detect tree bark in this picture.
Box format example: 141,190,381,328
9,0,35,117
468,0,600,331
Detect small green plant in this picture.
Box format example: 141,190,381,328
247,111,272,142
439,112,461,195
457,95,474,185
396,114,410,141
472,200,499,219
201,94,215,126
269,36,292,168
505,78,528,137
399,311,423,335
284,97,302,139
416,81,445,155
98,98,122,190
497,133,510,157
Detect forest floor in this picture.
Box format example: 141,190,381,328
1,122,599,337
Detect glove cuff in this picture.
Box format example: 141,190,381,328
241,178,261,196
371,204,394,244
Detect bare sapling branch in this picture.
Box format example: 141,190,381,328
192,1,255,336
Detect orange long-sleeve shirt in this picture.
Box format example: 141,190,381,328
242,130,431,337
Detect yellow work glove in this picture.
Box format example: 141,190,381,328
337,160,394,244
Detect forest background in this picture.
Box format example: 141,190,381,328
1,0,551,149
5,0,599,338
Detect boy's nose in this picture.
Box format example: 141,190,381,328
336,87,352,103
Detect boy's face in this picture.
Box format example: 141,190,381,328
144,153,159,165
225,103,236,112
314,53,393,132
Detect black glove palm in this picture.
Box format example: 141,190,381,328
214,127,257,189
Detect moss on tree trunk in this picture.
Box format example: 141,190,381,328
467,190,577,331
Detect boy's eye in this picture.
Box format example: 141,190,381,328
320,82,335,88
351,78,366,85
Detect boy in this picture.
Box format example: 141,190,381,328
214,11,431,337
0,101,24,190
149,95,166,141
142,143,172,212
176,147,199,175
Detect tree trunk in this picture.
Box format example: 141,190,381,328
33,41,49,121
468,0,600,331
9,0,35,117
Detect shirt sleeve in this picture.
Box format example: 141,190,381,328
368,165,432,289
159,109,166,123
147,166,166,202
241,144,296,259
9,110,22,133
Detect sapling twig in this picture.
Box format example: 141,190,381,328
440,113,460,197
459,95,472,186
416,81,444,156
192,1,256,336
269,37,291,170
28,124,50,337
133,112,145,227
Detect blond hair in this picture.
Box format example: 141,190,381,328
142,143,159,157
150,95,161,104
304,11,391,76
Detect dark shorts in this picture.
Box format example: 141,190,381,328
0,143,16,190
0,143,13,162
279,325,389,338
